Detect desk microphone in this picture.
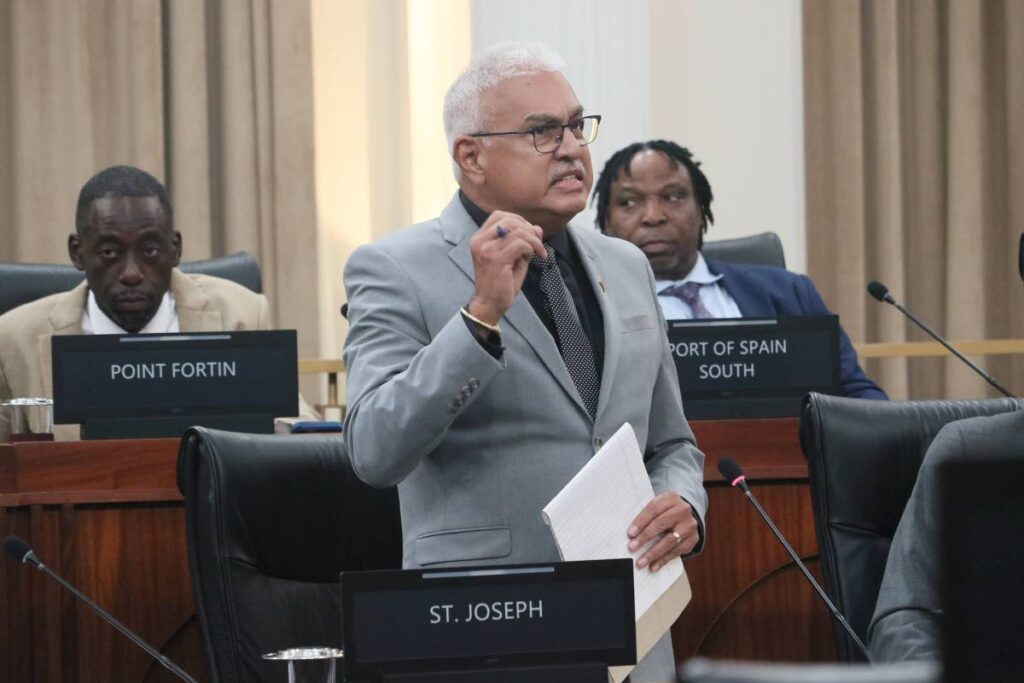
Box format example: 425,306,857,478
867,280,1014,398
3,535,198,683
717,458,874,663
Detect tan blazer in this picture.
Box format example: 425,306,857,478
0,269,272,440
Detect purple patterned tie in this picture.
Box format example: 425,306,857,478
661,281,713,319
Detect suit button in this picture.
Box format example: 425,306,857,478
592,437,604,451
449,398,462,413
468,377,479,391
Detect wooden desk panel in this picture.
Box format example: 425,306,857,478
673,418,837,661
1,419,834,681
0,439,206,683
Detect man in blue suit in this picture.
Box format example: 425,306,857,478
593,140,885,399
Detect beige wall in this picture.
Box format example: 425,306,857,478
311,0,469,364
650,0,806,272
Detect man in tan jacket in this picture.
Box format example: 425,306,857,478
0,165,274,441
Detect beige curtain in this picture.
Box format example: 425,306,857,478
0,0,319,376
804,0,1024,400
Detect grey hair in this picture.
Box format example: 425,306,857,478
444,42,566,179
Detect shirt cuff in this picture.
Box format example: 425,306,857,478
461,311,504,359
681,496,705,559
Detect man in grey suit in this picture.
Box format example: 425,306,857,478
343,42,707,680
867,234,1024,661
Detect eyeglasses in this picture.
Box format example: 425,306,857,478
470,114,602,154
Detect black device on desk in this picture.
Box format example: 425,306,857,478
667,315,840,419
340,559,635,682
51,330,298,439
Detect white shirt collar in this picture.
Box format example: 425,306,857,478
82,290,180,335
655,252,723,293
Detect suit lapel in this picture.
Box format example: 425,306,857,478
442,196,590,417
568,225,619,420
708,258,772,317
37,284,87,429
502,295,588,416
171,269,221,332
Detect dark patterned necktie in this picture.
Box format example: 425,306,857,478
661,281,713,319
530,245,600,419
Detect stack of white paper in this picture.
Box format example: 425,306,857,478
542,422,692,682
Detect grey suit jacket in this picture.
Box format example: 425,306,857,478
343,194,708,570
868,410,1024,661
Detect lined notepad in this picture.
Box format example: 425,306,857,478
542,422,682,614
542,423,691,681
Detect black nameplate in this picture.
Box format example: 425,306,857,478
340,560,635,680
52,330,298,438
667,316,841,419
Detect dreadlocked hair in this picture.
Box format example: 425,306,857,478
592,140,714,244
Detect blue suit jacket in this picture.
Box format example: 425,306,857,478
705,257,887,400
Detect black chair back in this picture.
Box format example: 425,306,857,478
799,393,1022,661
0,252,262,315
177,428,402,683
702,232,786,269
180,253,262,294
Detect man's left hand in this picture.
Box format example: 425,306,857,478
627,492,698,572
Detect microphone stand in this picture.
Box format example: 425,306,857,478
19,550,197,683
869,282,1014,398
739,486,874,663
718,463,874,664
889,299,1014,398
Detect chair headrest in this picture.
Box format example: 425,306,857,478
0,251,262,316
702,232,786,269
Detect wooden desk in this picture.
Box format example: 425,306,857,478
672,418,837,662
0,438,203,682
1,419,834,681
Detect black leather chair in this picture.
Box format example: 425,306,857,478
0,251,262,315
679,658,939,683
702,231,786,269
177,427,402,683
799,393,1023,661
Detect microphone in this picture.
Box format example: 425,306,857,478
866,280,895,305
3,535,197,683
867,280,1014,398
717,458,874,663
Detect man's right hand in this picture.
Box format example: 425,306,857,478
467,211,546,325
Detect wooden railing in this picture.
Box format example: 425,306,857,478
298,359,345,419
853,338,1024,358
298,338,1024,415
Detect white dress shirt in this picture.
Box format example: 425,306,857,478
81,291,180,334
655,253,742,320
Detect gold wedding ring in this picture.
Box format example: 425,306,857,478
670,529,682,545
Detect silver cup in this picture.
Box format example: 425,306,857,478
262,647,343,683
1,397,53,441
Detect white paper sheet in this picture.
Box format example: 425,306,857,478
541,422,684,619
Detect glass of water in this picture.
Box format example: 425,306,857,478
1,397,54,441
262,647,344,683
